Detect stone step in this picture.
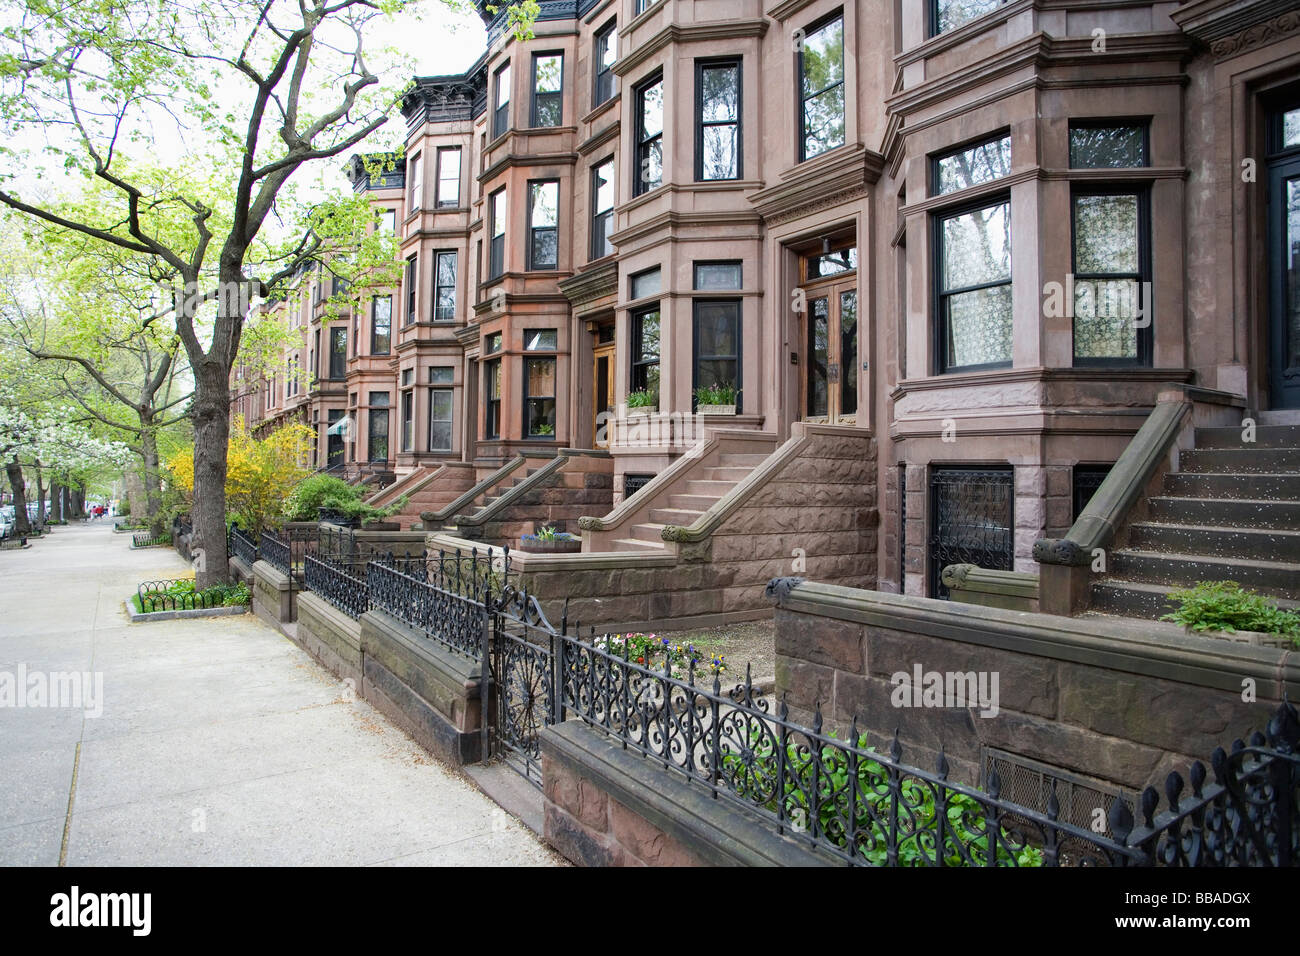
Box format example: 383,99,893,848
1179,448,1300,474
684,479,735,497
648,508,704,526
1108,549,1300,599
667,493,720,511
630,522,666,543
700,466,752,482
1091,579,1300,621
1147,496,1300,530
718,453,770,467
1162,472,1300,501
1127,522,1300,562
609,537,663,552
1194,425,1300,449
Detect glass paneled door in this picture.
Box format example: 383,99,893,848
803,280,859,424
1268,105,1300,409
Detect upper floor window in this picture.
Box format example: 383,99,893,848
592,159,615,260
329,327,347,379
694,261,742,290
434,251,458,322
1072,188,1150,366
528,181,559,270
378,208,395,234
371,296,392,355
493,62,511,139
531,53,563,127
934,134,1011,195
634,0,658,14
404,254,418,325
1069,123,1149,169
798,13,844,162
697,59,741,181
408,152,422,211
932,0,1007,37
634,73,664,196
489,188,506,279
631,307,660,396
593,21,617,108
436,147,461,207
935,198,1012,372
524,328,558,351
630,266,661,300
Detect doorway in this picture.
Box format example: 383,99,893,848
799,244,859,424
592,323,615,446
1268,101,1300,409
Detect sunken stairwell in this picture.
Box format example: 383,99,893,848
1090,424,1300,621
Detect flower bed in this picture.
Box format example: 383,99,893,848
594,632,727,681
131,577,250,615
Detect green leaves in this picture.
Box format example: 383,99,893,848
1161,580,1300,640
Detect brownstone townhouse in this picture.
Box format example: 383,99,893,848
235,0,1300,628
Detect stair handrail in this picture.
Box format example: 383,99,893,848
577,437,718,533
454,451,597,528
1033,395,1190,567
420,455,527,526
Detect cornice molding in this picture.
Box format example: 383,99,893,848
747,143,883,224
557,260,619,306
612,19,769,77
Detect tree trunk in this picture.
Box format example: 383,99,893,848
71,486,84,518
192,360,232,587
125,466,145,521
35,460,45,523
141,428,164,535
6,457,29,535
49,480,62,522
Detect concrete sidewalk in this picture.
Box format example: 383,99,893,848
0,520,561,866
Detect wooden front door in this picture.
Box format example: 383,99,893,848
802,278,859,424
593,339,616,446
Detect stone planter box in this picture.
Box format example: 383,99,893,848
318,509,360,528
361,519,401,532
518,536,583,554
626,406,656,417
125,601,249,623
697,405,736,415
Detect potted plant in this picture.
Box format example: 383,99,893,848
533,422,555,437
518,524,583,554
1160,581,1300,649
625,388,657,416
695,382,737,415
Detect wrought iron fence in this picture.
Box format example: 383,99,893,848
131,531,172,548
304,551,369,620
366,549,496,659
135,578,247,613
260,530,291,574
928,468,1013,599
230,525,259,566
554,637,1300,867
485,582,560,785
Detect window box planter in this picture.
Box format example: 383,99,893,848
518,533,583,554
626,405,656,417
697,404,736,415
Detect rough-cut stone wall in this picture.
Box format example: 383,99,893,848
774,599,1289,794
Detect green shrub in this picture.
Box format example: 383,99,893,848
626,388,657,409
1161,580,1300,641
133,579,250,613
318,491,408,525
283,475,359,521
118,500,131,516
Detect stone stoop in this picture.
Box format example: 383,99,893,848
1091,424,1300,620
375,464,478,529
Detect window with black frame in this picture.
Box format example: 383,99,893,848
401,389,413,452
630,307,660,395
798,13,844,162
531,53,563,127
1069,123,1151,366
694,299,741,411
634,74,663,196
371,296,392,355
329,327,346,379
524,357,557,438
528,181,559,270
697,59,740,180
493,61,511,139
368,392,390,462
489,188,506,278
485,358,501,439
935,197,1012,372
931,0,1007,37
593,22,616,108
429,371,454,451
404,254,417,325
591,159,614,260
408,152,422,211
436,147,461,207
433,251,457,322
